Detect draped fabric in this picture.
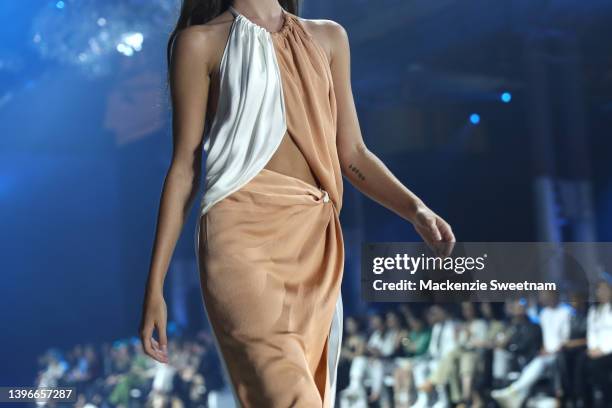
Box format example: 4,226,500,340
200,8,286,216
194,7,344,407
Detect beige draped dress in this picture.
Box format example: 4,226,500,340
196,7,344,407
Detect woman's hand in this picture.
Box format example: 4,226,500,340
139,290,169,364
412,205,456,257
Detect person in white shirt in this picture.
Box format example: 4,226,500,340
410,305,458,408
36,351,69,407
340,312,402,408
492,291,571,408
370,311,405,404
421,302,488,406
585,279,612,402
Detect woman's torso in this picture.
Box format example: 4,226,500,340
203,9,330,190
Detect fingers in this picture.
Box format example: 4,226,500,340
436,218,456,257
157,321,169,362
428,218,442,242
424,218,455,258
151,337,169,363
416,223,440,254
151,337,169,364
415,210,456,257
140,323,156,361
438,218,456,243
423,217,443,258
140,323,168,364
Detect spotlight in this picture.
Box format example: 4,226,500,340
116,32,144,57
469,113,480,125
501,92,512,103
116,43,134,57
122,32,144,51
56,1,65,9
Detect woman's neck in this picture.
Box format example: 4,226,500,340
231,0,283,20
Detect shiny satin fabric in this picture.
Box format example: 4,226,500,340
195,7,345,407
200,6,287,216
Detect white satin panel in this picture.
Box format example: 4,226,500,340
199,14,287,216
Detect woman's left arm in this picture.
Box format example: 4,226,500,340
324,21,455,249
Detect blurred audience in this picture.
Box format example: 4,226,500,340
34,285,612,408
339,288,612,408
34,332,224,408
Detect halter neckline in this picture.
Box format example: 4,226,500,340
228,5,291,36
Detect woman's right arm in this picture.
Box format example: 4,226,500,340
139,27,213,363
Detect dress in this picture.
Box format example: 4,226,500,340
193,6,345,407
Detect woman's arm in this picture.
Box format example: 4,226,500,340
139,27,213,363
325,22,455,249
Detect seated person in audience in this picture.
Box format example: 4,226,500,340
393,308,431,408
558,291,588,406
492,299,541,381
418,302,487,407
492,291,571,408
369,310,405,404
338,316,366,394
583,278,612,406
470,302,507,408
340,316,367,363
340,311,402,407
406,305,458,408
474,303,505,378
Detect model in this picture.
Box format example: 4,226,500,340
139,1,455,407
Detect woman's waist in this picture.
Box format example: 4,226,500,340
220,168,328,205
201,167,332,215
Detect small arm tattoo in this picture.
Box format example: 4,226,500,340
348,163,366,181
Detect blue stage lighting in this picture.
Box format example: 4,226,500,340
470,113,480,125
56,1,65,9
501,92,512,103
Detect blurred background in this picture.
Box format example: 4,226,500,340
1,0,612,406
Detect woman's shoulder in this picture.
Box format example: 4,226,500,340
172,12,235,70
298,16,348,43
296,16,349,63
297,15,346,34
176,13,231,46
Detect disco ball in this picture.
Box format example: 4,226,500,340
30,0,180,77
